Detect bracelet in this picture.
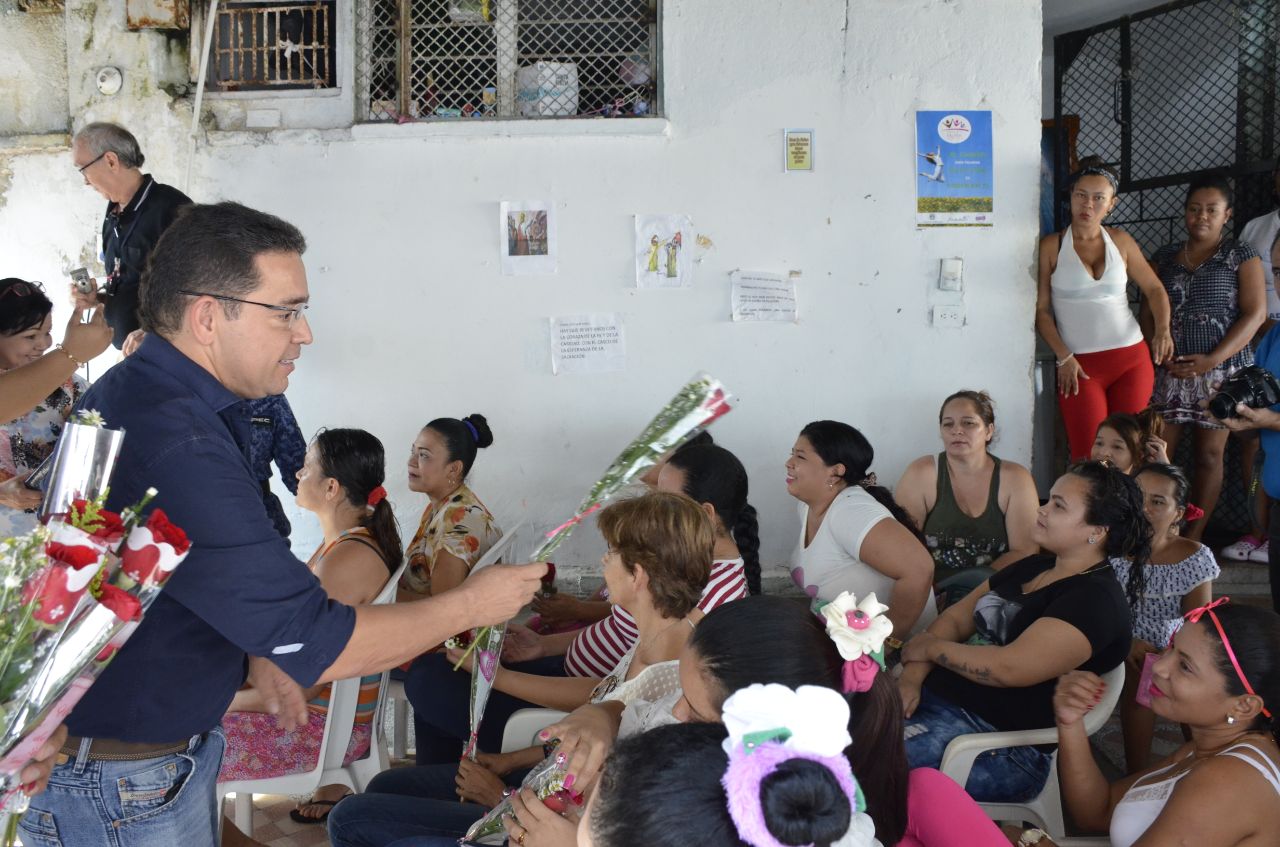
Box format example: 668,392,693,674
53,345,83,368
1017,828,1047,846
1055,353,1075,368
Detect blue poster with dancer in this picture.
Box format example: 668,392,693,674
914,110,994,227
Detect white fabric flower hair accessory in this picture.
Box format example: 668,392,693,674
821,591,893,693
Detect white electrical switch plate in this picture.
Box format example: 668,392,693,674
939,258,964,291
933,304,965,328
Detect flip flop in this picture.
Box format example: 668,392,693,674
288,796,346,825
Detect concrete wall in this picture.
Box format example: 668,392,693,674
0,0,1045,575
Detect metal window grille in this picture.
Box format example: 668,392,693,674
355,0,659,122
207,0,337,91
1051,0,1280,534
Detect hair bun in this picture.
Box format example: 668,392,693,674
463,414,494,449
759,759,851,845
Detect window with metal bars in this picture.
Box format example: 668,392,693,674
207,0,338,92
355,0,659,122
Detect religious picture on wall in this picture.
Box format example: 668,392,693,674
634,214,694,288
914,110,993,227
500,200,557,275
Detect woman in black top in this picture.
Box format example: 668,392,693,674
898,462,1144,802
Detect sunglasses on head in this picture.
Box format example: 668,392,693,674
0,281,46,301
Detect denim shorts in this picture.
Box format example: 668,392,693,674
904,688,1051,803
20,728,226,847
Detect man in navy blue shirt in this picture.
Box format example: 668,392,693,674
21,202,543,847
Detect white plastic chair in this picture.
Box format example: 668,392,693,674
501,708,569,753
218,558,407,834
938,663,1125,843
387,522,526,760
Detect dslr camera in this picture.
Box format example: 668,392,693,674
1208,365,1280,419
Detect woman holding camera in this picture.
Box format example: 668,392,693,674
1147,175,1266,541
0,278,109,537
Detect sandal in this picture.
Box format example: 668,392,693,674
288,793,348,824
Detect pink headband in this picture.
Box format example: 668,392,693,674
1183,597,1271,719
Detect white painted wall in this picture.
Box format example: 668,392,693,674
0,0,1044,574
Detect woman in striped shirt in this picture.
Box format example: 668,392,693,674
505,443,758,680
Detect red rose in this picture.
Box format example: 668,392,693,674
96,584,142,622
145,510,191,554
66,500,126,544
45,542,103,570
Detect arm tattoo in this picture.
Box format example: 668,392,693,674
935,652,996,685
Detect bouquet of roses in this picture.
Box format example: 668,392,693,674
452,372,735,762
0,493,192,843
462,743,580,844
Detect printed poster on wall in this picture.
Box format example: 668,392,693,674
914,110,993,227
500,200,557,275
634,214,694,288
730,271,798,322
550,313,626,375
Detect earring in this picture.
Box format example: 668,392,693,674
1227,715,1236,726
1087,537,1097,545
828,480,835,489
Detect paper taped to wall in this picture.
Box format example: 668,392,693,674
730,271,798,322
550,313,626,374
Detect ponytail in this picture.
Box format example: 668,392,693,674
314,428,403,575
734,504,762,595
859,481,927,546
362,499,403,575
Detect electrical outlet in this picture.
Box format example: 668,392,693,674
933,305,965,328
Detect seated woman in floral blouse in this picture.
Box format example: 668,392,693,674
0,279,86,537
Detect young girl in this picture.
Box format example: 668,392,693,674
1110,463,1219,773
1090,409,1169,475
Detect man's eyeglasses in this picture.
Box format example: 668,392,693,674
178,290,310,326
77,153,106,175
0,280,46,301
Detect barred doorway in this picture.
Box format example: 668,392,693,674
1049,0,1280,537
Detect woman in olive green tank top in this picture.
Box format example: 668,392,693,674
895,391,1041,602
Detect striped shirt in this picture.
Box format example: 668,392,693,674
563,558,747,678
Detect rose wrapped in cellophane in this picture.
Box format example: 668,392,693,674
0,491,190,845
462,743,580,845
453,372,735,762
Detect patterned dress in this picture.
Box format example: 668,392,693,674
0,374,87,538
400,483,502,598
1151,239,1260,428
1110,546,1220,647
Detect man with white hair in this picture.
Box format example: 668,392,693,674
71,122,191,349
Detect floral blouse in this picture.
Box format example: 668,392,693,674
399,483,502,597
0,374,87,537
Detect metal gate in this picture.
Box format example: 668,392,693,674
1052,0,1280,535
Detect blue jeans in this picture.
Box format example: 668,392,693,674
405,653,566,765
20,729,226,847
328,763,505,847
904,689,1051,803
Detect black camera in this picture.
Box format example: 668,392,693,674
1208,365,1280,419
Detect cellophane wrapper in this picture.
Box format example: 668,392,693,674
0,503,188,844
461,747,575,845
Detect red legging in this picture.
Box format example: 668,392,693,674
1058,340,1155,461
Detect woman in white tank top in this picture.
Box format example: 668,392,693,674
1049,600,1280,846
1035,159,1174,460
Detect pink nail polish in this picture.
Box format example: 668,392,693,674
563,774,575,791
538,730,548,740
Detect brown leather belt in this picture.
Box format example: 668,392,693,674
57,734,194,763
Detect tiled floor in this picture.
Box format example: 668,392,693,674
223,793,334,847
